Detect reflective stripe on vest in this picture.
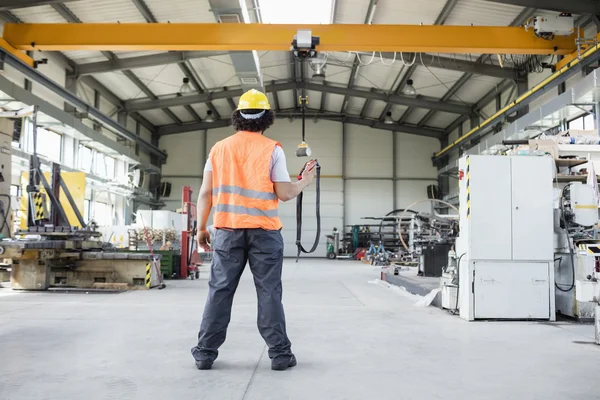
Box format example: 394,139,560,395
215,204,278,218
210,131,282,230
212,185,278,201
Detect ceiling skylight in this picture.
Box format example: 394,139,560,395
258,0,334,24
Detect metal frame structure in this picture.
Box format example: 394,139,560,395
2,23,580,54
0,0,595,170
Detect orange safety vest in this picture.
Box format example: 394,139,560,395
210,131,283,230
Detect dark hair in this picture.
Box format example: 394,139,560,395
231,109,275,133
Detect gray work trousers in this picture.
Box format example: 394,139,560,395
191,228,292,362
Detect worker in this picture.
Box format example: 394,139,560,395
190,89,317,371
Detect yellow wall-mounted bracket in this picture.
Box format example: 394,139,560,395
0,37,35,68
1,23,580,55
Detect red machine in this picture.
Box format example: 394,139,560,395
181,186,200,279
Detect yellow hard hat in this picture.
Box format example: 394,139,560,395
237,89,271,110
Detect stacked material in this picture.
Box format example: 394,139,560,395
137,228,178,244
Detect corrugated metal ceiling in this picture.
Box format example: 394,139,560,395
4,0,577,132
143,0,218,22
334,0,371,24
426,111,458,128
445,0,525,26
373,0,449,25
131,64,185,96
10,5,65,23
188,55,238,89
93,72,147,100
68,0,147,22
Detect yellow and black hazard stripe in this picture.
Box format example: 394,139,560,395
32,192,46,220
587,245,600,254
145,263,151,288
466,156,471,219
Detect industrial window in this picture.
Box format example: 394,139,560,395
83,199,90,223
569,116,584,130
79,146,93,172
94,202,112,226
568,114,595,131
94,153,115,179
584,114,595,130
94,152,106,176
105,156,115,179
25,125,62,161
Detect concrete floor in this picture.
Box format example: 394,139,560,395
0,260,599,400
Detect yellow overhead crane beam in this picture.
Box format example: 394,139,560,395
1,23,580,55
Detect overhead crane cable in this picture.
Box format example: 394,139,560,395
379,52,396,66
354,51,376,65
400,52,415,66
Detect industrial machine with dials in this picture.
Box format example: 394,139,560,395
449,155,556,321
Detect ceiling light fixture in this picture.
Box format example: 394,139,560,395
310,55,327,82
403,79,417,96
205,110,215,123
384,111,394,125
180,77,193,94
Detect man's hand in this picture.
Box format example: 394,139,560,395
197,230,211,251
301,160,318,183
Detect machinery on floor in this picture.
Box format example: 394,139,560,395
553,182,600,320
0,112,160,291
448,155,556,321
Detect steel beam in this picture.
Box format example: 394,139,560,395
131,0,157,23
51,2,81,22
480,0,600,14
0,0,79,10
125,81,473,114
340,0,379,113
158,119,231,135
0,49,165,159
304,82,471,114
380,0,459,121
52,2,179,126
73,51,226,76
3,23,580,55
272,84,280,112
0,73,138,162
417,72,473,127
125,81,295,111
157,112,443,138
122,70,181,124
445,80,514,135
131,0,219,121
178,61,220,118
421,7,536,128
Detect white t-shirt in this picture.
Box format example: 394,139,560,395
204,145,291,183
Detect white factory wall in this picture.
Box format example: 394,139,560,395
160,130,206,210
159,120,440,256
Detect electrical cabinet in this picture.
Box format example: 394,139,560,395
457,155,555,321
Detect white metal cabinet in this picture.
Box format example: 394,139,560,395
458,155,555,321
468,156,513,261
474,262,551,319
510,156,554,261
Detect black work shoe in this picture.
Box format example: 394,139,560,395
196,360,213,370
271,354,297,371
